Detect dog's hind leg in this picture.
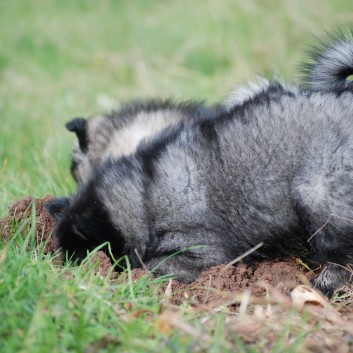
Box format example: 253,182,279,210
291,168,353,296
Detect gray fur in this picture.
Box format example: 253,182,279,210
49,80,353,296
48,29,353,297
302,28,353,92
223,76,271,110
68,100,215,183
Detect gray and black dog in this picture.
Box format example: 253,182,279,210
67,99,217,183
48,30,353,296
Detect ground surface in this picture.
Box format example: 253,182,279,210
0,195,56,254
0,196,314,303
2,196,353,353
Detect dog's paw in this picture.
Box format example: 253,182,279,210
312,263,352,297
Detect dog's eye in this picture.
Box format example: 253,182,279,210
72,224,88,241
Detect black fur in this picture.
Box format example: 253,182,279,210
66,118,88,152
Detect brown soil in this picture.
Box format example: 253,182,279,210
0,195,57,254
0,195,316,303
3,196,353,353
165,258,315,306
90,250,118,279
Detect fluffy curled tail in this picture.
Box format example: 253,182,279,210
302,28,353,93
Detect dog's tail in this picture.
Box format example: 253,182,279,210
302,29,353,93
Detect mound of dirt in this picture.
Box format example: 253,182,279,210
165,258,315,306
0,195,57,254
0,195,315,303
126,258,315,305
90,250,118,279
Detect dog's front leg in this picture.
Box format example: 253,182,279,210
142,228,247,283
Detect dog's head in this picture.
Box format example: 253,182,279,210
45,186,126,264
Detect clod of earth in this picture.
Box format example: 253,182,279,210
0,196,316,303
0,195,57,254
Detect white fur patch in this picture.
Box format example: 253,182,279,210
102,110,183,160
223,76,270,110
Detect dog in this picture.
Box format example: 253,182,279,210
48,29,353,297
67,99,217,183
301,28,353,93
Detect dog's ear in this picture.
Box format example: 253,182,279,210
66,117,88,152
45,197,70,221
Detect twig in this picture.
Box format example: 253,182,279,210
134,248,149,272
307,213,353,242
222,242,264,271
203,274,213,304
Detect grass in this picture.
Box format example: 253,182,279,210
1,1,353,352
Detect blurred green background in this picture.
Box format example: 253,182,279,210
1,0,353,213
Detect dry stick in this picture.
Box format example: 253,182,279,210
327,261,353,272
203,274,213,304
134,248,149,272
163,279,173,301
307,213,353,243
238,290,251,316
326,262,353,284
222,242,264,273
135,242,264,275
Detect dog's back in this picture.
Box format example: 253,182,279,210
50,28,353,296
67,99,214,183
89,82,353,292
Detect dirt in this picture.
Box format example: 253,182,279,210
2,196,352,352
0,195,57,254
166,258,315,306
0,195,316,303
90,250,118,279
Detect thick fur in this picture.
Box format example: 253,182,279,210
67,99,216,183
48,30,353,297
48,79,353,297
301,28,353,92
223,76,271,110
